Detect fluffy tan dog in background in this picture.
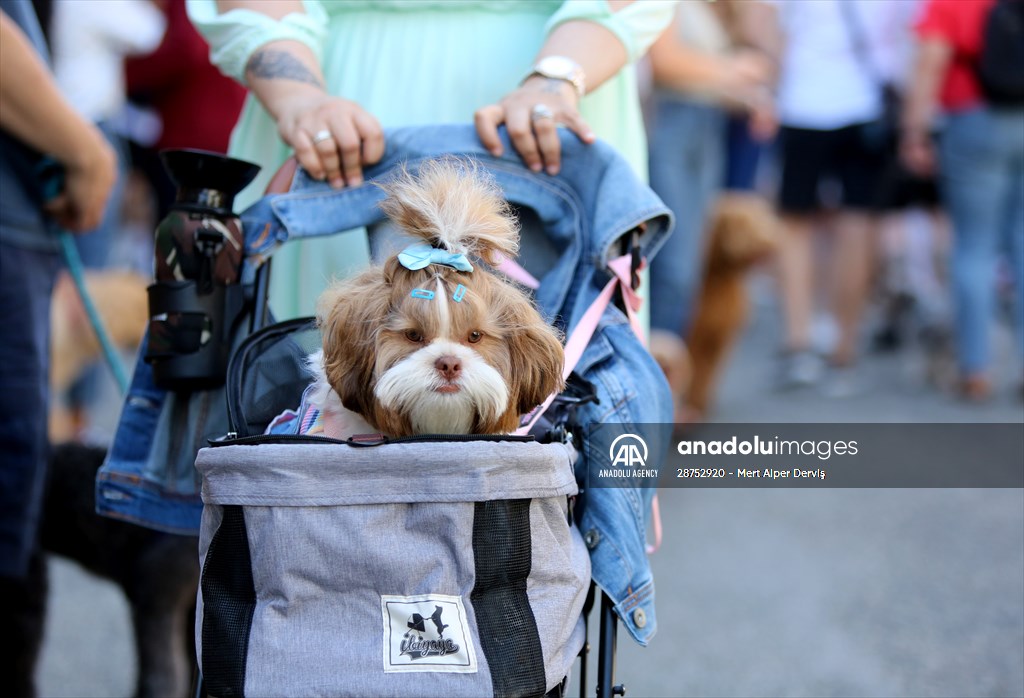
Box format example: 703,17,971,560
685,192,779,417
49,270,149,441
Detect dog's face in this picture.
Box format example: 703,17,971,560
318,259,564,437
706,193,779,274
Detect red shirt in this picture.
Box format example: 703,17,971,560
915,0,994,112
126,0,246,153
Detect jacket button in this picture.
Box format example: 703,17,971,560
584,529,601,549
632,608,647,629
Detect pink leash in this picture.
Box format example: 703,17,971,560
499,255,663,554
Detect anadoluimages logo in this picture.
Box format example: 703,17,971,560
609,433,648,468
381,594,477,673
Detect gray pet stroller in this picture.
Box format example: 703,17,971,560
197,317,590,698
122,125,673,698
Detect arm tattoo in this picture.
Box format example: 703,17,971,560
246,49,325,88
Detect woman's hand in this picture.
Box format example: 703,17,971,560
475,76,595,176
275,92,384,188
44,129,118,232
900,129,937,178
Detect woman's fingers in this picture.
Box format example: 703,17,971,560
530,107,561,175
476,80,594,175
559,109,596,146
282,97,387,188
355,110,385,166
290,127,325,182
506,104,543,173
474,104,505,157
312,127,344,188
328,113,363,187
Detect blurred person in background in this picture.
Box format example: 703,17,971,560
127,0,247,218
901,0,1024,401
714,0,783,192
0,1,117,692
47,0,165,439
768,0,905,396
866,0,950,359
644,0,776,412
188,0,676,320
50,0,165,268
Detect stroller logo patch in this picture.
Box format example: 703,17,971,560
381,594,477,673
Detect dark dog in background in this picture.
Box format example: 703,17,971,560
40,444,198,697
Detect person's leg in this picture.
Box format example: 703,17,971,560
647,95,725,337
939,109,1007,391
774,126,829,380
776,212,817,351
0,242,61,577
828,210,877,365
723,114,764,192
829,123,887,370
0,240,61,696
995,110,1024,379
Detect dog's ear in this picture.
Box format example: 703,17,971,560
317,270,391,417
503,298,565,415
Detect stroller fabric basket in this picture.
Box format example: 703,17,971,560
195,437,590,698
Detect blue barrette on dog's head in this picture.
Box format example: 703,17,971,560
398,242,474,273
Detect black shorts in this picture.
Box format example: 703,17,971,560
776,123,886,213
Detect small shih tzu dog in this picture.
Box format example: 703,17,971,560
308,159,565,438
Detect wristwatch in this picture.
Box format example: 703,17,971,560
524,56,586,100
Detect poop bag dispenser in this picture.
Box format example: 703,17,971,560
145,149,260,391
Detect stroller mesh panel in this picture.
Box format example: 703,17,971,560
471,499,546,697
200,506,256,698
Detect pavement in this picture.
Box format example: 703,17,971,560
37,275,1024,698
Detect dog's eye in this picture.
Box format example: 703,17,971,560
467,330,483,344
404,329,424,343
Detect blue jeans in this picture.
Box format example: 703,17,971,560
724,114,764,191
0,240,61,578
646,94,725,335
939,107,1024,375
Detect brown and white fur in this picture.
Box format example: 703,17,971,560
312,159,565,438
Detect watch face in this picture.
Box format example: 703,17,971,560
539,56,575,77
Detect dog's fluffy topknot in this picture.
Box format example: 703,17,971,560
376,158,519,266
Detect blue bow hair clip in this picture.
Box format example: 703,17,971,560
398,243,474,273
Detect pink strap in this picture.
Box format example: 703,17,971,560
515,254,644,435
647,494,663,554
495,256,540,290
505,253,663,555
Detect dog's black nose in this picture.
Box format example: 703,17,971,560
435,355,462,380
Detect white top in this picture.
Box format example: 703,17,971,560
51,0,166,123
769,0,907,130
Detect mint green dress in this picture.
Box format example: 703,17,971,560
188,0,674,319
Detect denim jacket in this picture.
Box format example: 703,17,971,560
99,124,674,645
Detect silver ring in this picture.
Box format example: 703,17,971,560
530,104,554,122
311,129,333,144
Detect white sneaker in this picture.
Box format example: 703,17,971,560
776,350,823,391
819,364,864,399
